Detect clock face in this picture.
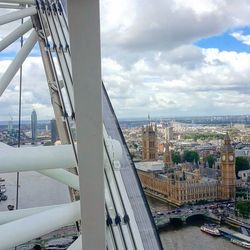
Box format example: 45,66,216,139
229,155,234,161
222,155,226,161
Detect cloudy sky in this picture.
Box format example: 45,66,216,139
1,0,250,121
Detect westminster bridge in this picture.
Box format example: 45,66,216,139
153,207,221,229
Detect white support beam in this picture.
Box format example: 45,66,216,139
0,19,32,51
0,201,80,249
0,29,37,96
68,0,105,249
0,0,34,4
0,6,36,26
0,142,9,148
0,144,75,172
0,204,61,225
0,3,26,9
38,168,79,190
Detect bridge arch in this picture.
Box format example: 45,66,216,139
185,214,206,224
169,217,184,225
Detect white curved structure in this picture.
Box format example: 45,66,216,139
0,0,163,249
0,145,75,172
0,201,80,249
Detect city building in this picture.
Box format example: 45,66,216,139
238,170,250,182
7,117,13,132
218,133,236,200
166,126,174,141
31,110,37,144
50,119,59,144
137,134,236,206
163,141,172,167
235,146,250,160
142,123,158,161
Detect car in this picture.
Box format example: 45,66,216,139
157,212,164,216
209,205,217,209
7,204,14,210
1,195,7,201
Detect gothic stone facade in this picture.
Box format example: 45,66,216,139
138,134,236,205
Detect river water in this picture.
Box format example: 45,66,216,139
147,197,242,250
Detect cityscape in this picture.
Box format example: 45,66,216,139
1,0,250,250
0,110,59,146
123,116,250,249
1,111,250,248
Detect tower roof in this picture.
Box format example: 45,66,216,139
224,132,231,144
221,132,233,152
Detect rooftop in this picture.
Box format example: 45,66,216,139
135,161,164,172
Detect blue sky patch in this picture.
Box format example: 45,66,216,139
0,43,40,59
195,27,250,53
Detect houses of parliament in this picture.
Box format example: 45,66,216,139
137,124,236,206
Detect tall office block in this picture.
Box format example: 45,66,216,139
50,119,59,144
31,110,37,144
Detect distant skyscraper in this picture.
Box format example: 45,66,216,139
51,119,59,144
31,110,37,144
8,117,13,132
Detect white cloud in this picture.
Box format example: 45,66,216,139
231,31,250,45
1,1,250,120
102,46,250,117
0,57,53,121
173,0,219,15
101,0,250,52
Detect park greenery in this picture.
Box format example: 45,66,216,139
171,150,200,164
235,156,250,178
183,150,199,163
171,151,181,164
236,201,250,218
204,155,216,168
183,133,225,141
236,187,248,199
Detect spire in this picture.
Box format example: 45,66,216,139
224,132,231,145
221,132,233,153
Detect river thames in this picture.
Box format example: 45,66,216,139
147,196,242,250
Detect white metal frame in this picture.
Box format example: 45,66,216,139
0,19,32,51
0,0,161,249
0,0,34,4
68,1,105,249
0,6,36,25
0,29,37,96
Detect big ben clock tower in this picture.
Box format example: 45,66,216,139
220,133,236,200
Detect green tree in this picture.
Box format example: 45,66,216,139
172,151,181,164
44,141,53,146
236,201,250,218
183,150,199,163
235,157,250,178
205,155,216,168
